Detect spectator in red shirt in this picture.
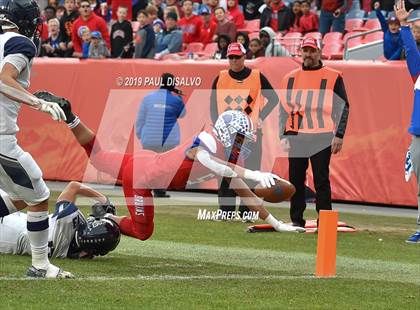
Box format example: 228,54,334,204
199,5,217,44
178,0,203,44
72,0,110,57
214,6,237,42
227,0,245,28
299,0,319,34
246,38,265,59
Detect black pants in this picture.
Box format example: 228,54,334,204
289,138,332,227
217,129,263,215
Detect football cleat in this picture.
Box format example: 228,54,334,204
275,221,306,233
27,264,75,279
406,231,420,244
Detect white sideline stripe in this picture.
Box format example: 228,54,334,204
0,274,316,281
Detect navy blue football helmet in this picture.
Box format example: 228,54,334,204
0,0,42,38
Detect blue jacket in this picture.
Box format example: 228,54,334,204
155,27,183,54
376,9,403,60
136,89,186,148
401,26,420,136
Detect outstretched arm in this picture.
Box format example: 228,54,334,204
0,64,66,121
57,181,108,204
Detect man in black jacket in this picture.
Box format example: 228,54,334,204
260,0,292,34
60,0,79,57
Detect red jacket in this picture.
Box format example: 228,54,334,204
321,0,353,13
178,14,203,43
200,20,217,44
227,0,245,28
72,13,110,52
299,12,319,34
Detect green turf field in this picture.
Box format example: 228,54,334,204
1,192,420,310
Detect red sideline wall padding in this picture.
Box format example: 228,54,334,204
20,58,417,207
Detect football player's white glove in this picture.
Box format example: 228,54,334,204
244,170,281,188
36,98,67,122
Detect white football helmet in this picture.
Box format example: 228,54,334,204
212,110,256,156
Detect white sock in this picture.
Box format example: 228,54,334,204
27,211,50,270
0,191,18,217
265,214,281,227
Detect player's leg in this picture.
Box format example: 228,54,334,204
289,157,309,227
0,143,72,278
407,136,420,243
231,178,304,232
119,187,155,241
310,146,332,214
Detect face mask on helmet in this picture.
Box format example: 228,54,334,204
74,217,121,257
213,110,256,155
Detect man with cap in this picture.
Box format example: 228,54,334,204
199,5,217,45
375,4,404,60
278,37,350,228
210,42,279,220
154,11,183,59
136,73,186,198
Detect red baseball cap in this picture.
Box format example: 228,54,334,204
227,42,246,56
300,37,321,50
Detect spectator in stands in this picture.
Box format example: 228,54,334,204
110,6,133,58
56,6,66,19
40,18,66,57
260,26,290,56
214,34,231,59
134,10,156,59
227,0,245,28
299,0,319,34
80,26,91,58
241,0,263,20
72,0,110,58
214,7,237,41
179,0,203,44
154,11,183,59
152,0,165,20
136,72,186,198
146,5,159,23
44,5,57,20
89,30,111,58
208,0,220,13
60,0,79,57
246,37,265,58
49,0,59,8
289,0,302,32
153,18,165,35
236,31,250,51
93,0,112,22
260,0,292,34
375,5,403,60
318,0,350,36
199,5,217,44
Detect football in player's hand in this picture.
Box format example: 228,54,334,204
254,178,296,203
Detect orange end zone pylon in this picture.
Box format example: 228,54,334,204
315,210,339,277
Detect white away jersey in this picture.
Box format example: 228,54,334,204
0,201,86,258
0,32,37,135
